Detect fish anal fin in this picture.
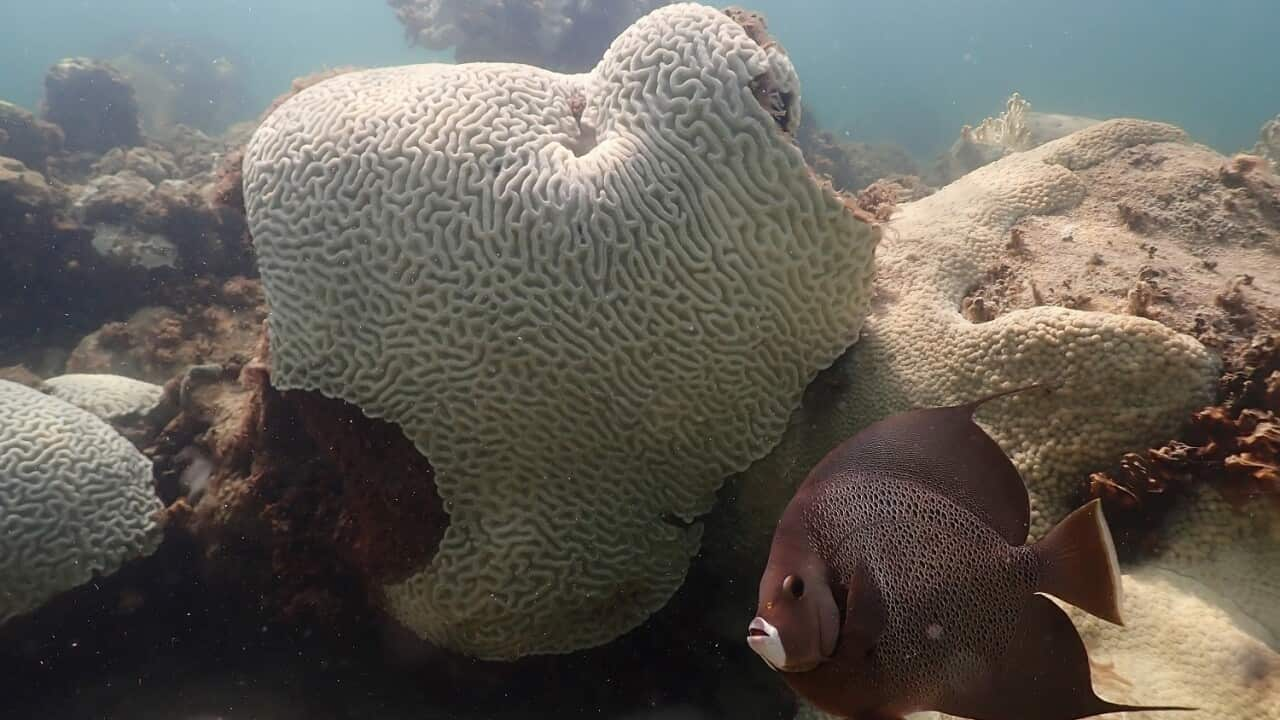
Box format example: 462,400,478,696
938,594,1193,720
812,388,1042,545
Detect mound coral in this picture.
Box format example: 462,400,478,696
387,0,671,71
41,58,142,153
712,120,1223,593
43,373,165,422
243,3,877,658
0,379,163,627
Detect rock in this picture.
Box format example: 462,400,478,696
42,58,142,153
0,100,64,171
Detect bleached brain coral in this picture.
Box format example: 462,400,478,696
44,373,164,421
243,3,877,658
0,379,163,626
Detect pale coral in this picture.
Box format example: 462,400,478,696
243,4,876,658
0,380,163,627
43,373,165,422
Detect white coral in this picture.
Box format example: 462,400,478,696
243,4,876,658
44,373,164,421
729,120,1218,547
0,379,163,626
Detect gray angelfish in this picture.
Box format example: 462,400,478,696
746,388,1193,720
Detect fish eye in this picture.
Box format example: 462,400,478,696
782,574,805,598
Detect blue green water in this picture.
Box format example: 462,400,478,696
0,0,1275,159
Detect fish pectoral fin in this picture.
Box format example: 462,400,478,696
937,594,1194,720
841,561,885,654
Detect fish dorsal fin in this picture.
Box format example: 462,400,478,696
812,389,1035,545
938,594,1194,720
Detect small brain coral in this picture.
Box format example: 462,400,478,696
0,379,163,627
243,4,877,658
43,373,165,422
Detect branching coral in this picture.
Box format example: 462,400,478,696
243,4,877,658
387,0,672,71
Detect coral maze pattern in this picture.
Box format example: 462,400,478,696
243,5,877,657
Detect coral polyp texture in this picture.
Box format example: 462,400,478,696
0,379,163,627
43,373,165,422
242,3,877,658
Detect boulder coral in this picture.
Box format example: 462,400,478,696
43,373,165,422
242,3,878,658
713,120,1224,595
387,0,672,71
41,58,142,154
0,379,164,627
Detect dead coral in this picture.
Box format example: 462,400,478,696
65,278,265,384
41,58,142,153
1090,333,1280,553
0,101,64,171
157,335,448,629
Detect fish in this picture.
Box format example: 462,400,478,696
746,388,1192,720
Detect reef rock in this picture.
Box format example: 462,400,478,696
42,58,142,154
387,0,672,71
0,100,64,172
0,380,163,627
43,373,166,422
243,3,878,658
796,111,921,195
66,278,266,385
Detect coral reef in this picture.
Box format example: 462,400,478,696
930,93,1101,185
0,101,63,172
41,58,142,153
709,121,1233,614
0,380,163,627
243,4,878,658
387,0,672,71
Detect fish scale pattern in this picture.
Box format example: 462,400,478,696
806,475,1038,706
0,379,163,626
242,3,878,658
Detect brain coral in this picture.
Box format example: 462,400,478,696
719,120,1219,572
0,379,163,626
44,373,165,422
242,3,877,658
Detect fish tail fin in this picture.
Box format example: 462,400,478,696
1033,499,1126,625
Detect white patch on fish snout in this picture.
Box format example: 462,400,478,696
926,622,944,641
747,616,787,671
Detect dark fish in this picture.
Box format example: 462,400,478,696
746,388,1192,720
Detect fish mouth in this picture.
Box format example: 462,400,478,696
746,617,787,672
